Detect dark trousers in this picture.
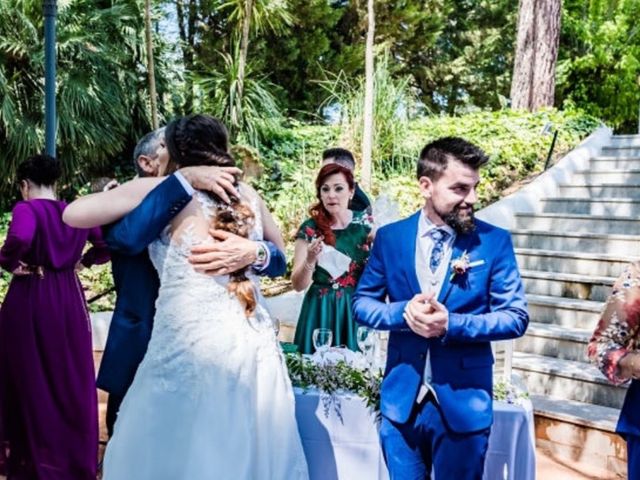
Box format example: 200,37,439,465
105,393,124,438
629,435,640,480
380,394,490,480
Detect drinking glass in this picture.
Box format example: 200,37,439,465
312,328,333,351
273,317,281,337
356,326,376,364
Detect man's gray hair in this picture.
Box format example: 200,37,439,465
133,127,165,176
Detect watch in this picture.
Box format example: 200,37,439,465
254,242,268,266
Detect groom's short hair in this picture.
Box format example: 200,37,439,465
133,127,165,177
322,148,355,170
417,137,488,181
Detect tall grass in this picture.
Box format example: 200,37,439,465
319,49,419,177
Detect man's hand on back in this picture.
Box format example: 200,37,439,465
188,229,259,276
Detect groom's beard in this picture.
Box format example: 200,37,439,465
436,203,476,234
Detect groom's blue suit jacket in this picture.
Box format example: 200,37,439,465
96,174,286,397
353,211,529,434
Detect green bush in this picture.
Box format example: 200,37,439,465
253,108,600,238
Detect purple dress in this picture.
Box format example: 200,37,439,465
0,199,110,479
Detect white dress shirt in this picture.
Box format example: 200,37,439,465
415,209,456,386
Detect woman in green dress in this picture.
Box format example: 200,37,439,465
292,163,372,353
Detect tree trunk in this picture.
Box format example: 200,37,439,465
144,0,158,129
510,0,561,111
361,0,375,191
175,0,196,113
235,0,254,130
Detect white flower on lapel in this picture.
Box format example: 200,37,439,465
449,251,485,281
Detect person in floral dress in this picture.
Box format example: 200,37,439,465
588,261,640,480
291,163,372,353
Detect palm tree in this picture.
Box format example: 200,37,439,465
194,46,283,146
144,0,159,129
361,0,375,191
0,0,172,199
221,0,292,119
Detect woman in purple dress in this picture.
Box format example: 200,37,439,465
0,155,110,479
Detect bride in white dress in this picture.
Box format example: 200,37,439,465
102,115,308,479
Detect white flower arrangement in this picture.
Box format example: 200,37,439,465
493,379,530,406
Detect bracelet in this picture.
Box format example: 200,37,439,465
304,261,316,271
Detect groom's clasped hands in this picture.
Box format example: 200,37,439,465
403,293,449,338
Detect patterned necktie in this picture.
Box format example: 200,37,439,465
428,228,450,273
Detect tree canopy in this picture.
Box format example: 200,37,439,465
1,0,639,204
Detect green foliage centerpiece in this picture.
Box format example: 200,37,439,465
285,347,382,421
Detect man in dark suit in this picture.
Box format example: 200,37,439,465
353,137,529,479
321,147,371,214
69,129,286,435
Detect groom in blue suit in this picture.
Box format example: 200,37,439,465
353,137,529,479
80,129,286,435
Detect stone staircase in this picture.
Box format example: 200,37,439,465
510,134,640,476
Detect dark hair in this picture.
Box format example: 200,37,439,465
133,128,165,177
417,137,489,181
322,147,355,170
17,154,61,186
165,114,232,172
309,163,355,247
166,114,257,317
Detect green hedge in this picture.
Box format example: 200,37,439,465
256,108,599,237
0,108,600,310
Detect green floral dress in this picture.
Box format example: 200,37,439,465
293,211,372,354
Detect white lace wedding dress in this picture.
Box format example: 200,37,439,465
102,190,309,479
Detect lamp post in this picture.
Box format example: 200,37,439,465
43,0,57,157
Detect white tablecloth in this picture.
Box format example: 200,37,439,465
294,388,535,480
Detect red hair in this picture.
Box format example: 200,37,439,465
309,163,355,246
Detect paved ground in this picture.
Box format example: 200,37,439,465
537,450,622,479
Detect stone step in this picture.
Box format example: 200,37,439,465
540,197,640,216
532,395,626,477
532,394,619,432
516,248,634,277
610,134,640,147
526,294,603,330
515,321,591,363
571,170,640,184
521,270,614,302
558,183,640,198
512,352,627,408
511,229,640,255
590,157,640,171
601,145,640,156
515,213,640,235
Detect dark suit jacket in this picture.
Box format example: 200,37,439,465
96,175,286,396
350,183,371,213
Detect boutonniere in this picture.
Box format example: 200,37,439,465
449,251,485,281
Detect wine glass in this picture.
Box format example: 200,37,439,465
312,328,333,351
273,317,281,337
356,326,376,365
